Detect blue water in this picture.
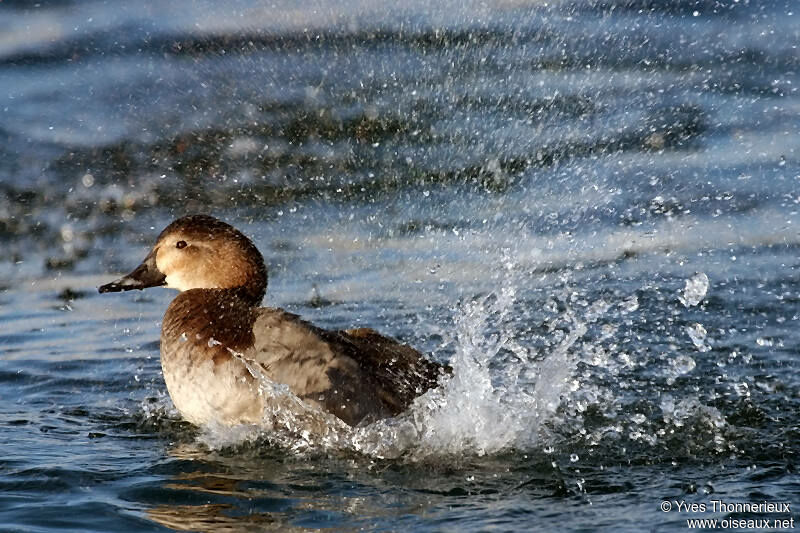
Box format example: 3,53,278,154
2,0,799,530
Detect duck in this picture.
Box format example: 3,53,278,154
99,214,447,427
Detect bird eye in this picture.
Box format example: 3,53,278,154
176,240,187,249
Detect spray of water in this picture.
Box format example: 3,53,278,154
188,252,596,459
139,257,733,461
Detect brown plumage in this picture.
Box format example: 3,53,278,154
99,214,448,427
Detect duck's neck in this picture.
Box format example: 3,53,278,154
242,251,268,306
234,281,266,307
163,286,260,357
223,252,267,306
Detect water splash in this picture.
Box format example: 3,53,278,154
140,258,737,461
191,256,593,459
201,351,353,453
354,280,587,459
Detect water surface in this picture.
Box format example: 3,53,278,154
1,0,799,530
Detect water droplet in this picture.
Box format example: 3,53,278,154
620,295,639,313
570,453,579,462
733,382,750,398
660,395,675,417
679,273,709,307
670,354,697,375
60,225,74,243
631,413,646,424
584,299,610,323
179,332,188,343
686,323,710,352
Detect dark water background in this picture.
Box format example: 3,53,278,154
1,0,799,531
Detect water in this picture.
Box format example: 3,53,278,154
2,0,799,530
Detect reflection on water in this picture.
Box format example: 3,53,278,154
145,440,566,532
147,446,284,533
148,504,277,533
147,443,408,532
